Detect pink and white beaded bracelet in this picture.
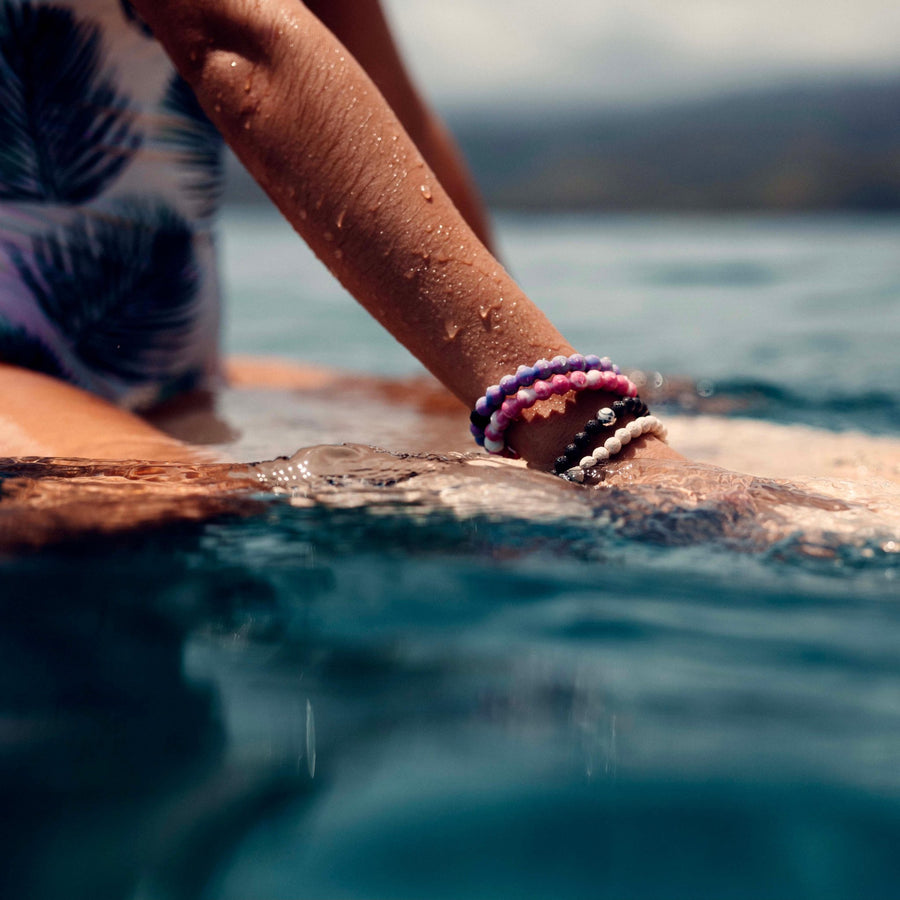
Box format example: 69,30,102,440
470,354,639,455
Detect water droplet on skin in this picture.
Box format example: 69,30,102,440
244,80,251,93
230,59,237,68
478,305,490,320
420,184,432,201
213,104,221,113
404,268,416,280
424,223,433,233
336,208,347,229
334,249,343,260
323,231,334,242
444,321,460,340
243,120,251,130
298,209,307,220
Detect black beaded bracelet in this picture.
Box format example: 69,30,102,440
553,396,650,474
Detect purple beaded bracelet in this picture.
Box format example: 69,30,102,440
470,354,639,455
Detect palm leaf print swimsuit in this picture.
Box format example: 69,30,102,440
0,0,224,408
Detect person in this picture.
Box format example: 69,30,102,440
0,0,680,474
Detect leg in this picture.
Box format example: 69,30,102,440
0,364,211,461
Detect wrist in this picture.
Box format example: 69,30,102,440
507,387,681,473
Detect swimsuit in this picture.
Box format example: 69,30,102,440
0,0,224,408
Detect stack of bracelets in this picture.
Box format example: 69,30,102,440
469,353,667,483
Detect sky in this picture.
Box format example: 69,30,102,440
384,0,900,111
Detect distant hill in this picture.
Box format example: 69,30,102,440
224,77,900,212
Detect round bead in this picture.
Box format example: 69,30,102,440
533,358,552,380
483,436,505,454
584,354,601,369
550,355,569,374
564,443,579,456
615,427,631,446
604,435,622,455
627,419,644,438
554,456,570,474
493,410,512,429
533,380,552,401
592,446,610,462
599,357,613,371
584,419,603,435
578,455,595,469
566,467,585,484
516,365,536,387
485,385,503,407
475,397,491,417
597,407,616,427
499,374,519,395
516,387,537,407
484,425,503,442
573,431,590,448
569,370,588,389
567,354,586,371
585,369,602,388
549,374,570,393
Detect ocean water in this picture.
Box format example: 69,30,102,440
2,211,900,900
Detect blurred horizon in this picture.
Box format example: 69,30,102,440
225,73,900,212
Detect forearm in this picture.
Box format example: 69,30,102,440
302,0,496,251
131,0,671,469
133,4,555,382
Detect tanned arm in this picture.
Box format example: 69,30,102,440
129,0,678,469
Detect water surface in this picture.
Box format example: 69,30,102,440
2,212,899,899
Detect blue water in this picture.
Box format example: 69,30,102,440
223,211,900,432
2,212,900,899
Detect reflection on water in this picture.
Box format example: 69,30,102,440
0,544,313,900
2,436,900,898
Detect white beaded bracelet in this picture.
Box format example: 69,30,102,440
561,415,667,483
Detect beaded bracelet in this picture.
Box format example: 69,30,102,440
470,354,639,455
552,396,649,474
559,414,668,483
